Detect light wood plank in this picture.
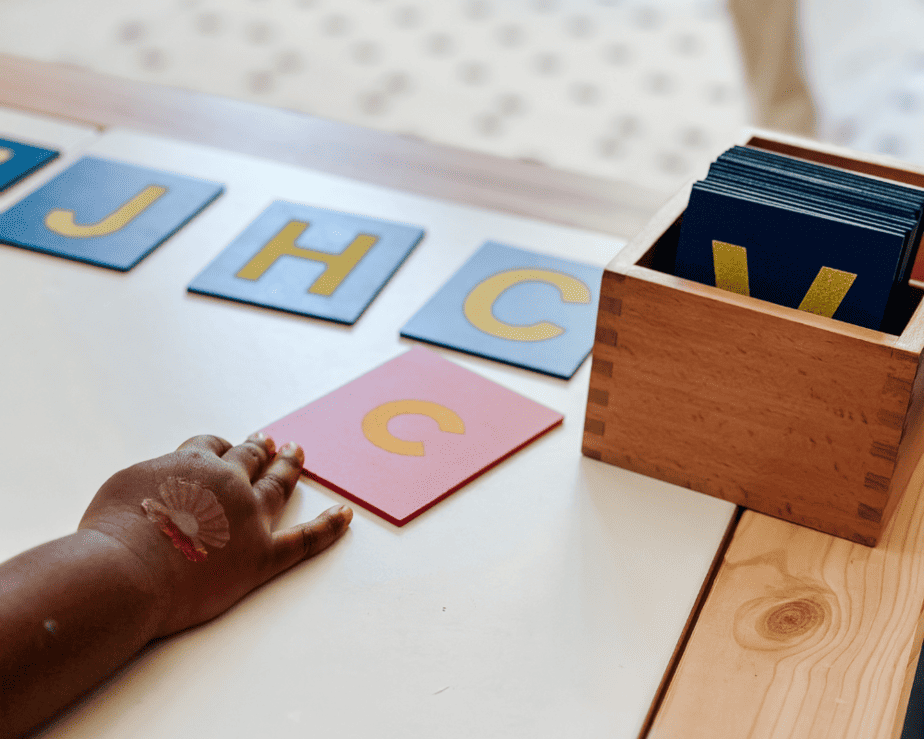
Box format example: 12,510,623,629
648,449,924,738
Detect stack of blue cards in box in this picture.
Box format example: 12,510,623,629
674,145,924,332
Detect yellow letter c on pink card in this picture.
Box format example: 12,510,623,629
362,400,465,456
463,268,591,341
261,347,564,526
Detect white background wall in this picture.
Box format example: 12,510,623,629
0,0,750,194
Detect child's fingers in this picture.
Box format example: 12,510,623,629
222,432,276,482
176,434,233,456
252,442,304,517
268,504,353,579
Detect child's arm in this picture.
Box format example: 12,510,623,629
0,433,352,739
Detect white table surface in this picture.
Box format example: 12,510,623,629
0,111,736,738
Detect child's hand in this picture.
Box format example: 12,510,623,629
77,433,352,638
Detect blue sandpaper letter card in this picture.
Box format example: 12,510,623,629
0,156,224,271
188,200,425,324
400,242,602,379
0,138,58,191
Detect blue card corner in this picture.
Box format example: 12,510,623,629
0,137,59,192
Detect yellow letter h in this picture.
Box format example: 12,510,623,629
236,221,378,296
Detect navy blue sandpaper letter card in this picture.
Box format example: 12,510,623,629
674,146,924,332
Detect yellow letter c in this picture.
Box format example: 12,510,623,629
362,400,465,456
0,148,12,165
463,268,591,341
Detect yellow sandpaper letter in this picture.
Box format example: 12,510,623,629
362,400,465,457
711,241,856,318
797,266,857,317
236,221,378,296
0,148,12,165
463,269,591,342
712,240,750,296
45,184,167,238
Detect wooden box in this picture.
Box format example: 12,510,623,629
582,130,924,546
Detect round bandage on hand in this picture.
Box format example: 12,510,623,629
141,477,230,562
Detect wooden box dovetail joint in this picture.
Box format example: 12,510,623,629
582,129,924,546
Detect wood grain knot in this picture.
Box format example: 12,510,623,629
763,599,823,638
734,594,831,651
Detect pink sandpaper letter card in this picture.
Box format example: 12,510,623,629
262,346,563,526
